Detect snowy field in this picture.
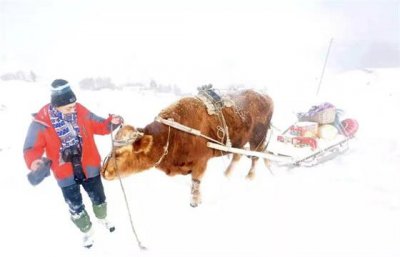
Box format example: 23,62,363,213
0,68,399,257
2,1,400,256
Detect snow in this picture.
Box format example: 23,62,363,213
0,67,400,257
1,1,400,256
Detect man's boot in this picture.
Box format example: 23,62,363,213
93,202,115,232
71,209,94,248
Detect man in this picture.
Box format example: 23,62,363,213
23,79,123,248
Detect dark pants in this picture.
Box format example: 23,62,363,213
61,175,106,215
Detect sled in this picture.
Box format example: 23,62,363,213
265,103,359,167
265,128,353,167
207,103,359,167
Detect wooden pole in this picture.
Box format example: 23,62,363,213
206,142,293,163
316,38,334,96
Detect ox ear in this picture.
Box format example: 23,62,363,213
133,135,153,154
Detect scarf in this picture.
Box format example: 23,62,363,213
49,105,81,155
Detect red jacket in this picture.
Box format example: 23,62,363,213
23,103,114,187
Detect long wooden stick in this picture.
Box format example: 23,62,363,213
316,38,334,96
206,142,293,163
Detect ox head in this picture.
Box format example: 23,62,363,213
101,125,153,180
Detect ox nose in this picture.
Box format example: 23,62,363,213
101,156,116,180
102,168,116,180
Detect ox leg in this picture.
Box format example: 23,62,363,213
264,158,274,175
224,153,241,177
190,179,201,207
246,157,258,180
190,162,207,207
247,132,269,179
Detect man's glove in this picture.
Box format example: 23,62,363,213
111,114,124,125
110,114,124,131
27,157,52,186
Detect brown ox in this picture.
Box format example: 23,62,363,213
101,89,273,207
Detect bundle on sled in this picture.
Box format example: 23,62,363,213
267,102,359,167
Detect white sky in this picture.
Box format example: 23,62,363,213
1,0,399,89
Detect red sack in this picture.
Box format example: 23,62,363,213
341,119,359,137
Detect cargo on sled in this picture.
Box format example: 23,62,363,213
264,102,359,167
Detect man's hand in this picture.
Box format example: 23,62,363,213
111,115,124,125
27,157,51,186
30,159,44,171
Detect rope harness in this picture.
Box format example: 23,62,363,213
112,130,144,147
153,125,171,167
108,124,171,168
196,85,232,147
108,125,146,250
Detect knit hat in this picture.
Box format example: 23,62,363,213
50,79,77,107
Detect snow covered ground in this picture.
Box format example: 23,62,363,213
0,67,399,257
2,1,400,256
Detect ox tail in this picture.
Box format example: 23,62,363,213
258,104,274,153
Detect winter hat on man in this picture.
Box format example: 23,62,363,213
50,79,77,107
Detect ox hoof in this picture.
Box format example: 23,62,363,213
224,170,232,178
190,197,202,208
245,172,255,180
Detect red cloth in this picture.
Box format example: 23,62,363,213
23,103,113,181
341,119,359,137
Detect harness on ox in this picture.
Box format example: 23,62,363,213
112,130,144,147
109,85,233,150
195,84,233,147
196,84,225,111
102,124,147,251
107,86,282,164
